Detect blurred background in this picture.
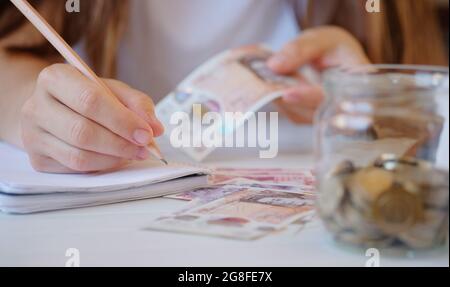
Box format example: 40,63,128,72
436,0,449,52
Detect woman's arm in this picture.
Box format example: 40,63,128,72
0,47,164,173
0,50,49,147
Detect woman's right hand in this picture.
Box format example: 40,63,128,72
21,64,164,173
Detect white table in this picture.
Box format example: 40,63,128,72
0,120,448,267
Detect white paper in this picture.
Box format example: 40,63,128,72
0,143,207,194
0,143,208,214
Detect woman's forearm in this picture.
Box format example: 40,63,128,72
0,51,51,148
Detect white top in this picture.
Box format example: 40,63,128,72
117,0,300,101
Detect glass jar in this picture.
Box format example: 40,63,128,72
315,65,449,249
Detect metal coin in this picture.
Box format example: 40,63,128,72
373,184,424,234
349,167,394,210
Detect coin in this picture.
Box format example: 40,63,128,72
349,167,394,210
372,183,424,234
319,155,449,250
381,157,449,210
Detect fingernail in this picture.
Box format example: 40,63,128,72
268,54,287,69
133,129,153,145
136,147,150,160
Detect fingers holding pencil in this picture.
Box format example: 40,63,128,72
10,0,168,173
22,63,166,173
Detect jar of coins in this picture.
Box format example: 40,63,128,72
315,65,449,249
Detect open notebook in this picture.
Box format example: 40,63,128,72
0,143,208,214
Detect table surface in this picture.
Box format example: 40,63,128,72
1,121,448,267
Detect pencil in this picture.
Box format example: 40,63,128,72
10,0,168,165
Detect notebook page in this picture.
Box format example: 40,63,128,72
0,143,207,194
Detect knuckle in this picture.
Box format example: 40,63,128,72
37,66,56,86
78,86,101,115
69,119,92,147
20,100,36,122
129,90,154,108
37,64,67,86
68,149,89,171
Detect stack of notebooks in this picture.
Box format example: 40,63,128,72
0,143,208,214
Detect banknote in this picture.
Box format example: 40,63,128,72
156,45,302,161
146,188,316,240
164,185,245,202
221,178,312,193
165,180,313,201
209,167,316,187
165,168,316,200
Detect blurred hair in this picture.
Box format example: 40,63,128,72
0,0,447,77
297,0,448,65
0,0,128,77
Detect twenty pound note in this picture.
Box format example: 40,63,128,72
156,45,302,161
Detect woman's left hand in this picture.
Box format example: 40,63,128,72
267,26,371,124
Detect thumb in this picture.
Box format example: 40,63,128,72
267,28,335,74
267,26,368,74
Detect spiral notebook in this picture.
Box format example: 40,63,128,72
0,143,208,214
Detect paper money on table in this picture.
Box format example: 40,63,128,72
165,168,316,200
146,188,316,240
165,185,244,202
156,45,302,161
220,178,308,193
209,167,316,187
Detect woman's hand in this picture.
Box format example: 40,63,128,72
21,64,164,173
268,26,371,124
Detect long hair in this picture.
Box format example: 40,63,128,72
297,0,447,65
0,0,447,77
0,0,128,77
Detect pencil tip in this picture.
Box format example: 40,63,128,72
161,159,169,165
